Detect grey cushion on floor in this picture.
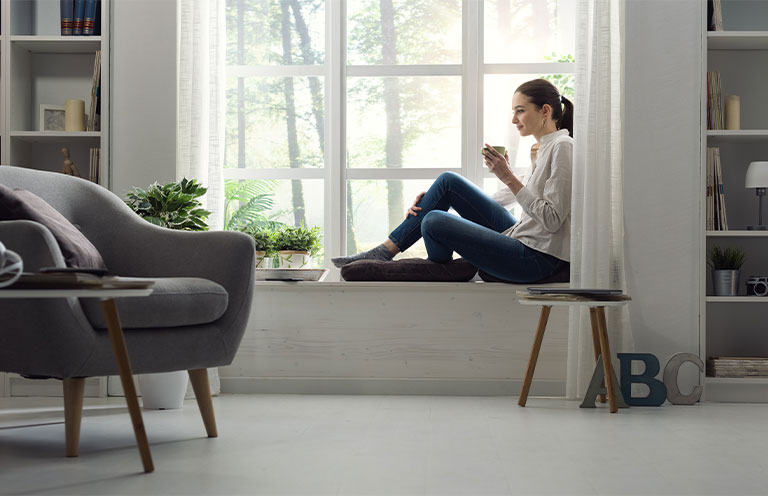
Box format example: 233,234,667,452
340,257,478,282
80,277,229,329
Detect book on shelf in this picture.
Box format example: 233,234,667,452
89,148,100,184
709,0,723,32
60,0,74,36
707,72,724,130
88,50,101,132
83,0,100,36
707,357,768,378
73,0,85,35
706,147,728,230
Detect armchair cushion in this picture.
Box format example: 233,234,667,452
0,184,106,268
80,277,229,329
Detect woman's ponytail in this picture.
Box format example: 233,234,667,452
558,96,574,138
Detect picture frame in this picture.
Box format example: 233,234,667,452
39,104,66,131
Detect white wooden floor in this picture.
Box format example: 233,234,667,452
1,394,767,495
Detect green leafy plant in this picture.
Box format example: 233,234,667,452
223,179,284,231
243,226,277,256
274,225,322,256
540,53,575,100
125,178,211,231
707,246,746,270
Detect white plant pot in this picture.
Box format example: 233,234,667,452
277,250,311,268
138,371,188,410
254,251,271,268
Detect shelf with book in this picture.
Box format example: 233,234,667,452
11,36,100,53
1,0,107,188
10,130,100,142
701,0,768,402
708,31,768,49
707,130,768,144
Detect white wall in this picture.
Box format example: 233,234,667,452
624,0,702,390
110,0,177,198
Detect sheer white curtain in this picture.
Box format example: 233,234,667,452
177,0,226,394
567,0,634,399
177,0,226,231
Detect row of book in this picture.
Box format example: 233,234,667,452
60,0,101,36
706,72,724,130
89,147,101,184
706,147,728,231
708,0,724,31
707,357,768,378
88,50,101,132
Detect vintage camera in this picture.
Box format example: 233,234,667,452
746,276,768,296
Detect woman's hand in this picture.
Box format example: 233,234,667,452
482,143,514,184
407,192,426,218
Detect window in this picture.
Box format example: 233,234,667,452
225,0,574,264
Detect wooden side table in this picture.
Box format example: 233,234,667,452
0,286,155,472
517,297,630,413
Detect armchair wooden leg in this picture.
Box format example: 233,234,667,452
188,369,218,438
595,307,619,413
63,377,85,457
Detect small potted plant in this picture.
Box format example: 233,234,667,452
708,246,745,296
244,226,276,268
274,225,322,268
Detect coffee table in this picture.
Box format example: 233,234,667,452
0,286,155,472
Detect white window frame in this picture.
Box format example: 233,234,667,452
224,0,574,267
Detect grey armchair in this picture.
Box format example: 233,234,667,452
0,166,255,469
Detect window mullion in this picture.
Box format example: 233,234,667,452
326,0,346,265
462,0,483,186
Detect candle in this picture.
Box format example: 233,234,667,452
64,99,86,132
725,95,740,130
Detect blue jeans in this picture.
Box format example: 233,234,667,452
388,172,566,283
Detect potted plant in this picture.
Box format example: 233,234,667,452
244,226,277,268
274,225,322,268
125,178,211,409
708,246,745,296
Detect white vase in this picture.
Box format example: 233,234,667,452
277,250,311,268
138,371,189,410
254,251,269,268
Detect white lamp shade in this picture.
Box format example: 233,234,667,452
745,161,768,188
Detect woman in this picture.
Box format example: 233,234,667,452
332,78,574,283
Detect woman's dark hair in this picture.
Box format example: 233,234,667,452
515,79,573,137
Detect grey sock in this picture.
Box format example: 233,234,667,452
332,243,395,268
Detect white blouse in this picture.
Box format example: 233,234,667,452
491,129,573,262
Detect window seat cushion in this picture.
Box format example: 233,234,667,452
340,257,478,282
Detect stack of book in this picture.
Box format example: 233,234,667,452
88,50,101,132
89,148,100,184
60,0,101,36
707,357,768,378
706,147,728,230
707,72,724,130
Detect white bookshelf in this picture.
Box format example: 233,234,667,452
702,0,768,402
0,0,109,398
0,0,109,186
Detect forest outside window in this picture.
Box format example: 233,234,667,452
224,0,574,266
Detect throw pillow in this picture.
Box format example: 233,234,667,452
340,257,477,282
0,184,106,268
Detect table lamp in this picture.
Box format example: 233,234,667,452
745,161,768,230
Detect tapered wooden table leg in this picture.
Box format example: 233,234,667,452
589,308,607,404
101,298,154,473
518,305,551,407
595,306,619,413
